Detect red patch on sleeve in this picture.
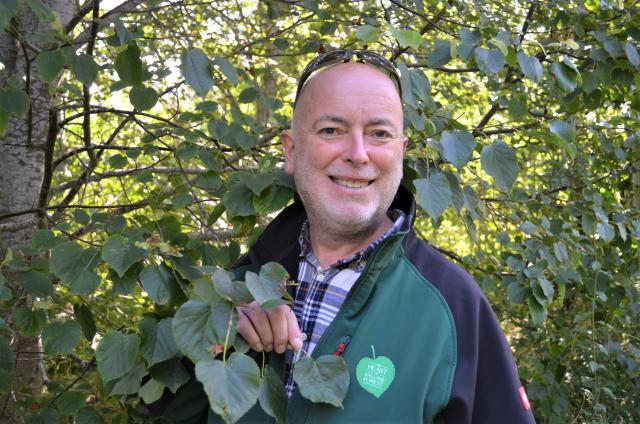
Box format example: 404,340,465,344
519,386,531,411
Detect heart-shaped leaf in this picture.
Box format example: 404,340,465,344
440,130,476,169
96,331,140,382
414,173,452,219
102,234,147,278
293,355,349,407
480,139,519,192
258,365,287,424
195,353,260,423
172,299,236,361
42,320,81,355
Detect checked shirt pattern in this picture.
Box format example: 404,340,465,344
284,210,406,397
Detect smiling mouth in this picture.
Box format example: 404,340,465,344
330,177,373,189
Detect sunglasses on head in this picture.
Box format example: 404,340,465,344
294,49,403,106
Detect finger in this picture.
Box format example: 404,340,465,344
266,305,289,354
286,308,303,351
240,302,274,352
237,309,263,351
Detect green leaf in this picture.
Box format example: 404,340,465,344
239,172,273,195
16,270,53,297
212,269,254,305
293,354,349,407
140,317,178,366
14,306,46,336
223,183,256,217
507,96,528,118
190,275,223,306
548,120,577,158
517,52,543,83
102,234,147,277
26,407,59,424
69,270,101,296
55,391,86,415
34,49,66,83
528,296,547,324
51,241,101,295
245,264,288,309
427,39,452,68
96,330,140,382
139,264,180,305
70,54,99,86
0,336,15,392
238,87,258,103
74,407,100,424
110,362,146,395
0,109,8,137
538,277,554,302
625,42,640,67
42,320,81,355
115,44,144,87
31,229,63,249
213,56,238,85
413,173,452,219
596,222,615,242
172,299,234,361
0,2,16,31
355,25,380,43
390,27,423,50
149,358,190,394
474,47,505,74
440,130,476,169
550,62,577,92
114,19,138,45
195,354,260,424
130,86,158,110
258,365,287,424
73,303,96,341
0,87,30,117
480,139,519,192
490,38,509,56
25,0,55,22
139,378,165,404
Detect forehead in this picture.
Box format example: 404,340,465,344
294,62,403,124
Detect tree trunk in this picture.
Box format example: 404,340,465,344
0,0,76,420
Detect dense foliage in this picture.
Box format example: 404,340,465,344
1,0,639,422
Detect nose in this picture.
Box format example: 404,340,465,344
343,131,369,166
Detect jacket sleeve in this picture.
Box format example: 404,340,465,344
403,233,535,423
433,281,536,423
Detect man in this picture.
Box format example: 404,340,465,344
232,50,535,423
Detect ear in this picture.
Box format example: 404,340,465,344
281,129,296,174
401,135,409,152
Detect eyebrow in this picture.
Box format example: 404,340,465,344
312,115,399,130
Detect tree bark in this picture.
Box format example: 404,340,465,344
0,0,75,420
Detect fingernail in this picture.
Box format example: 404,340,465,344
276,344,286,354
292,338,302,351
265,344,273,352
256,343,263,351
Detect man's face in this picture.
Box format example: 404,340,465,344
282,62,407,239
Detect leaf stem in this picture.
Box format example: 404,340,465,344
222,304,234,362
261,351,266,377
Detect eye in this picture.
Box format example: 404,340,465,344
318,127,339,136
372,129,393,139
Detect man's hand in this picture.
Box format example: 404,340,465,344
237,301,303,354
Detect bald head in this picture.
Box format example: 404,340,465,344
291,62,403,135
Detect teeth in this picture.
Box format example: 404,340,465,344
333,178,370,188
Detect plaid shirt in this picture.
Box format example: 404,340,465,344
284,210,406,397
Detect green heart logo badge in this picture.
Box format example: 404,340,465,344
356,345,395,398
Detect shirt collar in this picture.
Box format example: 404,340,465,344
298,210,406,269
